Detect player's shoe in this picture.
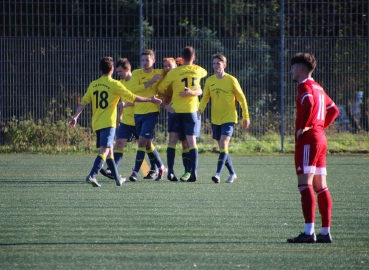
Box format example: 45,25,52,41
226,173,237,183
86,175,101,188
180,172,191,182
317,233,332,243
167,173,178,182
187,173,197,182
211,173,220,184
287,232,316,243
100,168,115,180
116,177,126,186
143,170,157,180
155,166,167,181
129,171,138,182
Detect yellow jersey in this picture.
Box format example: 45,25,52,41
80,76,136,131
130,68,165,114
120,78,135,126
199,73,250,125
158,64,207,113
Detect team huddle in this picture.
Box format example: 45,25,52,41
69,48,339,244
69,46,250,186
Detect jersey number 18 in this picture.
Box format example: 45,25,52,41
93,90,109,109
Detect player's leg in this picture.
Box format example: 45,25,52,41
212,123,234,184
142,112,166,180
178,112,198,182
86,128,114,187
287,144,318,243
184,114,200,177
146,140,166,180
144,140,159,179
148,141,167,181
224,155,235,175
114,138,127,167
114,123,134,168
167,131,179,181
210,124,222,183
132,113,164,181
166,112,177,180
130,115,147,182
181,139,190,174
101,123,130,179
130,135,148,181
105,146,126,186
313,145,332,243
185,133,198,182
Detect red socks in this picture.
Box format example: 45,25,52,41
298,185,332,228
298,185,316,223
317,188,332,227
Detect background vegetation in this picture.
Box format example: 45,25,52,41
1,0,368,149
1,115,368,154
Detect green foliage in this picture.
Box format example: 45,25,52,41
1,115,95,154
1,115,368,154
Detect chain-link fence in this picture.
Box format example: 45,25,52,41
1,1,368,148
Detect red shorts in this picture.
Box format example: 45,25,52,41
294,144,327,175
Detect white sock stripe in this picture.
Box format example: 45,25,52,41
298,185,311,192
317,187,329,194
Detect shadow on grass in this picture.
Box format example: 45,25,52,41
0,180,243,185
0,180,85,184
0,241,265,247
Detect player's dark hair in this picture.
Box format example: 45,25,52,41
100,56,114,74
141,49,155,59
182,46,195,62
116,58,131,70
290,53,316,72
212,54,227,64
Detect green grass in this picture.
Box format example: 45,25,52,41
0,154,368,269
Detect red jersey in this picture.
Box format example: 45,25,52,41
295,78,339,146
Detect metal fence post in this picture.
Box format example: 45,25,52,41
280,0,285,153
139,0,143,67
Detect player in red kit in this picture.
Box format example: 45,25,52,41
287,53,339,243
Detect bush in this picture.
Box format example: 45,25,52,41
1,116,95,154
1,115,368,154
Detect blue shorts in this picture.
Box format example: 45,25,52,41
134,112,159,139
169,112,198,138
95,127,116,148
211,122,235,141
168,112,185,141
116,123,139,142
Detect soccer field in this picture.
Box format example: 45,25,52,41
0,154,368,269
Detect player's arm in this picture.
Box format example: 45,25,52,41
233,79,250,128
129,71,161,94
197,80,211,118
69,104,85,127
158,74,171,94
179,87,202,97
134,95,162,104
118,81,161,104
324,99,340,129
118,100,134,108
69,90,91,127
144,74,162,88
